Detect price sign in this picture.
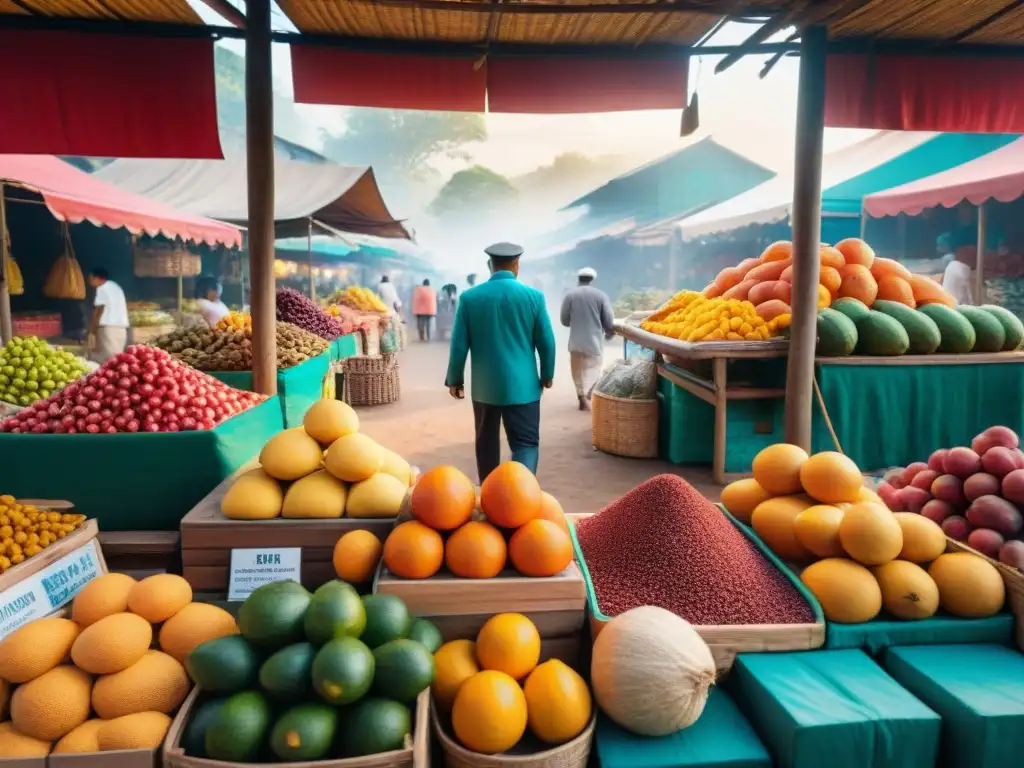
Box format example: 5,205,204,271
0,538,101,640
228,548,302,601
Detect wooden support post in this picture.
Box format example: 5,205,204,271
307,218,316,302
0,184,11,343
246,0,277,395
975,203,986,305
784,25,827,450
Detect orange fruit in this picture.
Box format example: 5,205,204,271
411,465,475,531
523,659,593,744
760,240,792,262
452,671,527,754
838,264,878,306
476,613,540,680
480,462,542,529
876,275,916,307
752,443,809,495
835,237,875,268
446,521,507,579
509,519,573,578
382,520,444,579
537,492,570,535
819,245,846,269
333,529,383,583
819,265,842,296
433,640,480,711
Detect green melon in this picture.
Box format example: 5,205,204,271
816,308,858,356
918,304,976,353
957,306,1005,352
831,297,872,324
872,300,941,355
980,305,1024,351
855,311,910,356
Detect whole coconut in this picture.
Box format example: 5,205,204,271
944,447,982,479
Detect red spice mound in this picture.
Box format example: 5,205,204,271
577,474,815,626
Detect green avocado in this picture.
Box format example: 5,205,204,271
371,639,435,702
337,698,412,758
311,636,375,705
258,642,316,701
407,617,443,653
205,690,271,762
360,594,411,649
270,703,338,761
304,580,367,646
185,635,259,694
181,696,228,757
238,580,312,651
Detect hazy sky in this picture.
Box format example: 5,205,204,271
194,3,872,176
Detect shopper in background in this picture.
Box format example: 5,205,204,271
86,267,129,363
195,276,230,327
412,279,437,342
436,284,458,340
560,267,614,411
446,242,556,482
377,274,402,314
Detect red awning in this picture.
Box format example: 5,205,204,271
863,137,1024,218
0,156,241,248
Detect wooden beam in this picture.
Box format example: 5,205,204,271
944,0,1022,45
784,24,826,450
0,184,11,344
196,0,246,28
246,0,277,396
354,0,768,15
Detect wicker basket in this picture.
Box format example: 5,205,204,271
945,537,1024,651
347,354,396,375
591,391,658,459
133,243,202,278
344,356,400,406
432,703,594,768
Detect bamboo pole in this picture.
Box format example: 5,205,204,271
246,0,277,395
307,217,316,302
784,26,827,450
975,203,986,305
0,184,11,343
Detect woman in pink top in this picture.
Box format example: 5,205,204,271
412,279,437,342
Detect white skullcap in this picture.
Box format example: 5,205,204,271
578,267,597,279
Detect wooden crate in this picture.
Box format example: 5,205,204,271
50,748,158,768
0,515,107,641
163,686,430,768
373,561,586,657
180,468,396,593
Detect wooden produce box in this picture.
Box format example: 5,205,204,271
0,512,107,641
373,561,586,665
163,687,430,768
180,469,396,593
50,747,160,768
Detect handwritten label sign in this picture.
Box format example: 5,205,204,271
0,538,101,640
228,548,302,601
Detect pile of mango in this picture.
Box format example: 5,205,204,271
641,291,786,342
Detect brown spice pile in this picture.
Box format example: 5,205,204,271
577,474,815,625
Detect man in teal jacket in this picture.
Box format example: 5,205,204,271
446,243,556,482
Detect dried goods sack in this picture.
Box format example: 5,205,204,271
884,644,1024,768
727,650,940,768
594,687,771,768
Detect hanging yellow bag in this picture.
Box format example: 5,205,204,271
43,224,85,300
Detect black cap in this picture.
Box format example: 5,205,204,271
485,242,524,260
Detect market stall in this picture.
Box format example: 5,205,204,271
621,236,1024,475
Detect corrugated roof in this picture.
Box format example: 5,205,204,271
0,0,201,23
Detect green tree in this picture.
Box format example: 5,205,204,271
428,165,519,218
320,110,487,183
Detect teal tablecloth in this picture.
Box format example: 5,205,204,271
207,351,331,428
811,361,1024,471
331,333,360,362
0,396,284,531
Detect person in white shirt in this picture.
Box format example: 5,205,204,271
195,276,231,327
942,253,974,306
377,275,401,314
86,268,129,362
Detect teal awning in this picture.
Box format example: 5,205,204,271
275,235,434,273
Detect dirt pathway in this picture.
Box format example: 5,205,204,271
356,339,721,514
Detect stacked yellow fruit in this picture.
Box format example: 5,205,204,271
0,573,235,759
338,286,388,313
0,496,86,571
215,312,252,332
641,291,786,342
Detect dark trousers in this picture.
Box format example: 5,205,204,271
416,315,432,341
473,400,540,483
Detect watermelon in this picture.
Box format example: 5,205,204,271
872,300,941,355
980,304,1024,350
831,297,871,324
816,308,858,356
855,311,910,356
957,306,1005,353
919,304,976,353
